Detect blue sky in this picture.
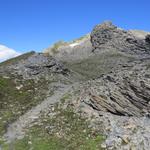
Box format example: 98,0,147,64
0,0,150,61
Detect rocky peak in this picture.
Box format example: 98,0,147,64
91,22,150,56
93,21,117,30
90,21,124,48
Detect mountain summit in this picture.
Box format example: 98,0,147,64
0,22,150,150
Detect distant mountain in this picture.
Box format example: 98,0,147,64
0,21,150,150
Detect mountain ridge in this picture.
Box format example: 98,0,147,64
0,21,150,150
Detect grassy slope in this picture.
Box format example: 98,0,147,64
2,95,105,150
65,50,135,80
0,49,116,149
0,51,73,139
0,53,105,150
0,75,51,137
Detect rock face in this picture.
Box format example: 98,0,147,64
145,34,150,43
91,22,150,56
82,65,150,117
0,52,70,78
22,53,69,76
85,22,150,117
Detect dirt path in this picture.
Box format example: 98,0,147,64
3,84,74,143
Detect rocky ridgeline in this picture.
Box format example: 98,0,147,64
91,22,150,56
84,22,150,117
21,53,69,77
44,34,93,62
0,52,70,78
74,22,150,149
44,21,150,62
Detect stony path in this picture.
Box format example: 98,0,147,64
3,84,74,143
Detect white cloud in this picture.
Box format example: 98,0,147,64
0,45,21,62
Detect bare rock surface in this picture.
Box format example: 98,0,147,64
82,69,150,117
0,52,70,79
91,22,150,56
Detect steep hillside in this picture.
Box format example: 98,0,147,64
0,52,71,137
0,21,150,150
44,34,92,62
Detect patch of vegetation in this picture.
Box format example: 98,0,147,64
2,105,105,150
65,51,135,80
0,75,50,136
60,93,72,103
44,34,89,55
0,51,35,67
45,41,68,54
71,34,90,43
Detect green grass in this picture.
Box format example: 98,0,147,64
0,75,50,136
60,93,72,104
44,34,89,55
71,34,89,43
2,105,105,150
65,51,135,80
0,57,72,137
45,41,68,55
3,136,104,150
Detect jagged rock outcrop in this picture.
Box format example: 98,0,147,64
82,64,150,117
42,21,150,117
22,53,69,76
85,22,150,117
0,52,70,78
91,22,150,56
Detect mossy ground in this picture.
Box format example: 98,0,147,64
65,51,135,80
0,75,50,137
0,50,107,149
2,102,105,150
45,41,68,55
2,93,105,150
